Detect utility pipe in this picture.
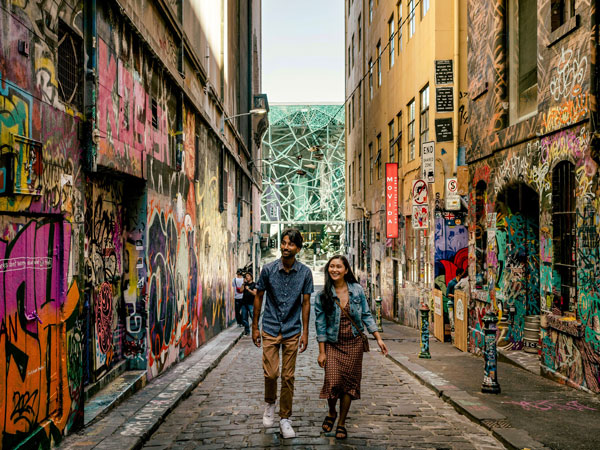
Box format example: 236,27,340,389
453,0,460,176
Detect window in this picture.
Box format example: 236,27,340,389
551,0,575,31
358,150,362,188
369,59,374,99
351,95,355,129
376,133,382,179
376,41,382,86
388,120,395,162
508,0,538,121
422,0,430,18
388,16,395,68
369,142,373,184
419,85,429,154
348,163,353,194
397,2,403,52
552,161,576,312
407,99,415,160
57,20,83,108
358,82,362,117
351,34,355,67
358,14,362,48
348,46,351,77
475,181,487,289
396,112,403,165
409,0,416,37
369,0,373,22
152,98,158,129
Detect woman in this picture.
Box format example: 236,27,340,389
314,255,388,440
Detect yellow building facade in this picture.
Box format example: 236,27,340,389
345,0,468,329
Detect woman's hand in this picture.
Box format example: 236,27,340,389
377,339,388,356
317,352,327,368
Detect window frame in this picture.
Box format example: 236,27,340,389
421,0,430,18
388,16,395,68
397,2,403,53
369,59,374,99
407,99,415,161
388,120,395,162
409,0,416,37
369,142,374,184
376,133,382,179
376,41,382,86
419,84,430,156
396,112,403,165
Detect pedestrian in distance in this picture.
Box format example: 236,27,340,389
314,255,388,440
241,272,256,336
232,269,245,327
252,228,313,439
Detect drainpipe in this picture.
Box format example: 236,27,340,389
453,0,459,176
84,0,98,172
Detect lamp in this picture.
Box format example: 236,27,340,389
220,108,267,134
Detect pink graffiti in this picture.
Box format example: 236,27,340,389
95,282,113,355
503,400,597,411
97,39,169,173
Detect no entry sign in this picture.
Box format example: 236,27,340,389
412,179,428,205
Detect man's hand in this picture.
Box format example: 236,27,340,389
317,352,326,368
252,326,261,348
299,334,308,353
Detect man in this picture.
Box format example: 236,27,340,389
232,269,245,327
446,268,464,302
252,228,313,439
241,272,256,336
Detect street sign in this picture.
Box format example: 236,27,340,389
412,205,429,229
412,179,428,205
445,177,460,210
385,163,399,238
421,141,435,183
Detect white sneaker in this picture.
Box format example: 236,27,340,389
262,402,275,427
279,418,295,438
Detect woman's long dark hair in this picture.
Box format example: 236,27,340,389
320,255,358,316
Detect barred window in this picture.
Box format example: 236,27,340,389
57,20,83,108
552,161,576,312
420,85,429,155
408,100,415,160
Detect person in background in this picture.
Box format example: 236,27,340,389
315,255,388,440
446,268,465,302
232,269,245,327
455,268,469,292
252,228,313,439
241,272,256,336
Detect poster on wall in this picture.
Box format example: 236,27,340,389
421,141,435,183
412,205,429,229
385,163,399,238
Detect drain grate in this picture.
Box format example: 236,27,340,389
482,419,513,429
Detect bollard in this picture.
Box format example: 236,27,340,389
418,303,431,359
375,296,383,332
481,311,501,393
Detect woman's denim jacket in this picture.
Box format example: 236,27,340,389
315,282,378,343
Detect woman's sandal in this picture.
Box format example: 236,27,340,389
335,425,347,440
322,413,337,432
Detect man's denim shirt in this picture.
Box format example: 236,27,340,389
314,282,378,343
256,258,313,338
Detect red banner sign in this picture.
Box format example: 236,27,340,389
385,163,398,238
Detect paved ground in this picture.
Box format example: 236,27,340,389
143,330,505,449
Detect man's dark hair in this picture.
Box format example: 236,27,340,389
281,228,303,248
236,269,243,275
456,268,465,277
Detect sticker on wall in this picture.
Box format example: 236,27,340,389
412,205,429,229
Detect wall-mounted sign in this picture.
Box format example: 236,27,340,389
435,60,454,85
434,118,453,142
385,163,399,238
421,141,435,183
412,205,429,229
412,179,428,205
436,87,454,113
445,177,460,210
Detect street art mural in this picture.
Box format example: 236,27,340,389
0,218,82,449
434,216,468,295
467,0,600,391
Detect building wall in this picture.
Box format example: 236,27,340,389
345,0,467,324
0,0,263,447
467,0,600,393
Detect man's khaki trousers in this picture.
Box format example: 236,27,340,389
262,331,300,419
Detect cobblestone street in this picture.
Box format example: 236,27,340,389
143,327,506,449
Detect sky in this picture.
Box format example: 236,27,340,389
262,0,345,103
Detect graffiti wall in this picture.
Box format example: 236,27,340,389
434,216,468,294
0,1,85,447
467,0,600,391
